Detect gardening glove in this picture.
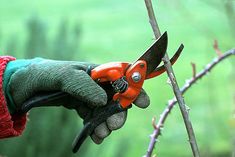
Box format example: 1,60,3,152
4,58,150,144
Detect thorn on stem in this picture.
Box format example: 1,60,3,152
186,105,191,112
150,134,155,139
155,139,160,143
213,40,223,57
166,78,172,87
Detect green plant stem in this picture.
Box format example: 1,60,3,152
144,0,200,157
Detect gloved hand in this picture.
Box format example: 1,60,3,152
4,58,150,144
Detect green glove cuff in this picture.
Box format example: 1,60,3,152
3,58,43,114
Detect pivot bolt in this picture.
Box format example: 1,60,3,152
132,72,141,82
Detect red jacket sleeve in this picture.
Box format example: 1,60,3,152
0,56,27,139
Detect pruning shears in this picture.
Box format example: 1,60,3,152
20,31,184,153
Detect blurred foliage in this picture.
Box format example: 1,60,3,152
0,0,234,157
0,14,87,157
25,15,48,58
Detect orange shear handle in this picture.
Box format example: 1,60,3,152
90,60,147,108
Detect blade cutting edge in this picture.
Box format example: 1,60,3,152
136,31,168,75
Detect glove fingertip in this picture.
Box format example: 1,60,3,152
107,111,127,130
91,134,103,144
133,89,150,109
94,122,111,139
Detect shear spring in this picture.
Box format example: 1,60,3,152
112,77,128,93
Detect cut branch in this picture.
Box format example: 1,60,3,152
144,0,200,156
146,48,235,156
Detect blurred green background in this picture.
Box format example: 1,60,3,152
0,0,234,156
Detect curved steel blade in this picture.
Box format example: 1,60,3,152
136,31,168,75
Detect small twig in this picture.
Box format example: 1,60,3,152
191,62,196,79
144,0,200,156
152,117,158,130
147,48,235,156
181,48,235,94
213,40,223,57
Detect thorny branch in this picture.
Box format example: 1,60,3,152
144,0,200,156
147,48,235,156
